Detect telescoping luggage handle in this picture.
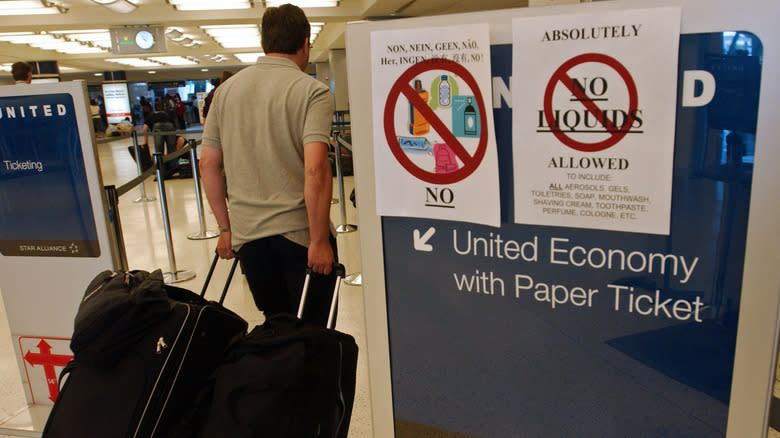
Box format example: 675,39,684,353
200,251,239,305
298,263,346,329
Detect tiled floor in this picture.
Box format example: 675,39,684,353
0,134,372,437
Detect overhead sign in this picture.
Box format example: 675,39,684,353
371,24,500,227
512,7,681,235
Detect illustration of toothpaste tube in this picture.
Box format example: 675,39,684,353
397,136,433,153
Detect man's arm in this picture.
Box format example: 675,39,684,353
303,141,334,274
200,145,233,259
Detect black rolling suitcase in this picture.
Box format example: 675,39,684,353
199,264,359,438
42,257,247,438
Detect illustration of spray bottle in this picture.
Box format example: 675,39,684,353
409,79,430,136
464,97,477,136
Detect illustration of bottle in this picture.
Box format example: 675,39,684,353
438,75,451,107
464,97,477,136
409,79,430,136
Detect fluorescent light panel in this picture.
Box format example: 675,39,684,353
106,58,160,67
235,53,264,63
310,22,323,43
50,30,112,49
148,56,198,66
265,0,337,7
171,0,251,10
201,25,261,49
0,34,57,44
51,29,109,34
0,33,108,54
0,0,61,14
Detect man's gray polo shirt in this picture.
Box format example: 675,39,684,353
202,56,334,250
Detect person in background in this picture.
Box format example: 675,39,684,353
140,96,153,123
174,95,187,130
200,4,337,327
97,95,108,130
147,101,178,178
116,117,134,135
11,61,32,84
90,99,103,137
202,71,233,120
164,95,178,129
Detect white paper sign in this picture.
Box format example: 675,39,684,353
102,82,132,124
512,7,681,235
371,24,500,227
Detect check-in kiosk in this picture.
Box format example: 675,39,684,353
0,80,115,432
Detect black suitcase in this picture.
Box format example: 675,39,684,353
199,264,359,438
43,258,247,438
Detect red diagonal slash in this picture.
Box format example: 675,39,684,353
543,53,639,152
384,58,489,185
400,84,472,165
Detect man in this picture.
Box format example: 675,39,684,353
200,4,336,326
11,61,32,84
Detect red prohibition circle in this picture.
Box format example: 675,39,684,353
383,58,488,185
543,53,638,153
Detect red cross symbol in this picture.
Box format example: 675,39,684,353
24,339,73,403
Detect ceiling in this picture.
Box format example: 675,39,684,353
0,0,530,83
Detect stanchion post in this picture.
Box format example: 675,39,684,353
333,131,357,234
132,130,155,203
334,113,361,284
186,139,219,240
153,152,196,284
104,185,129,271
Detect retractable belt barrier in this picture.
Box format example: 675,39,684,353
102,130,215,283
333,132,357,235
331,113,362,286
102,122,359,285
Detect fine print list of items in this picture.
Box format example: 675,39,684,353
530,166,650,222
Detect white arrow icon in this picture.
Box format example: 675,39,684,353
413,227,436,252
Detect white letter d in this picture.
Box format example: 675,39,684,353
682,70,716,107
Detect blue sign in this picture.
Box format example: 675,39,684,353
383,31,762,437
0,93,100,257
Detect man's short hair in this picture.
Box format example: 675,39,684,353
261,4,310,55
11,62,32,82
